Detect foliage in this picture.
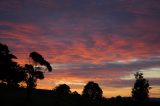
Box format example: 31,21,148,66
0,43,52,89
23,64,43,89
132,72,151,101
29,52,52,72
0,43,26,87
54,84,71,94
82,81,103,100
24,52,52,89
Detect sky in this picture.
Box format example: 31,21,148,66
0,0,160,98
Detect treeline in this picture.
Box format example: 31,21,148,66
53,76,150,102
53,81,103,100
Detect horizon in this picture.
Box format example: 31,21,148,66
0,0,160,98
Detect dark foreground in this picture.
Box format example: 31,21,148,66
0,88,160,106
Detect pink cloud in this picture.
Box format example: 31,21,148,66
0,0,160,98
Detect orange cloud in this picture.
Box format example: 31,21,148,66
1,0,160,98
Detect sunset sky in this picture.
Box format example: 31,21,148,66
0,0,160,98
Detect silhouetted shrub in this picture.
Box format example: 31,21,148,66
82,81,103,100
53,84,71,94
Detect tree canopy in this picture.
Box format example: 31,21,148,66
0,43,52,89
24,52,52,89
0,43,26,87
82,81,103,100
132,72,151,102
53,84,71,94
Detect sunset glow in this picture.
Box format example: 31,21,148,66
0,0,160,98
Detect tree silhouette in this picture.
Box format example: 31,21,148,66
82,81,103,100
53,84,71,94
72,91,79,95
25,52,52,89
0,43,52,96
23,64,43,89
132,72,151,102
29,52,52,72
0,43,26,88
23,52,52,100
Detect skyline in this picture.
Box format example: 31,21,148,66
0,0,160,98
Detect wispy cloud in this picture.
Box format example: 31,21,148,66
0,0,160,97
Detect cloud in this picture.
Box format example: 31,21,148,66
43,57,160,89
0,0,160,97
